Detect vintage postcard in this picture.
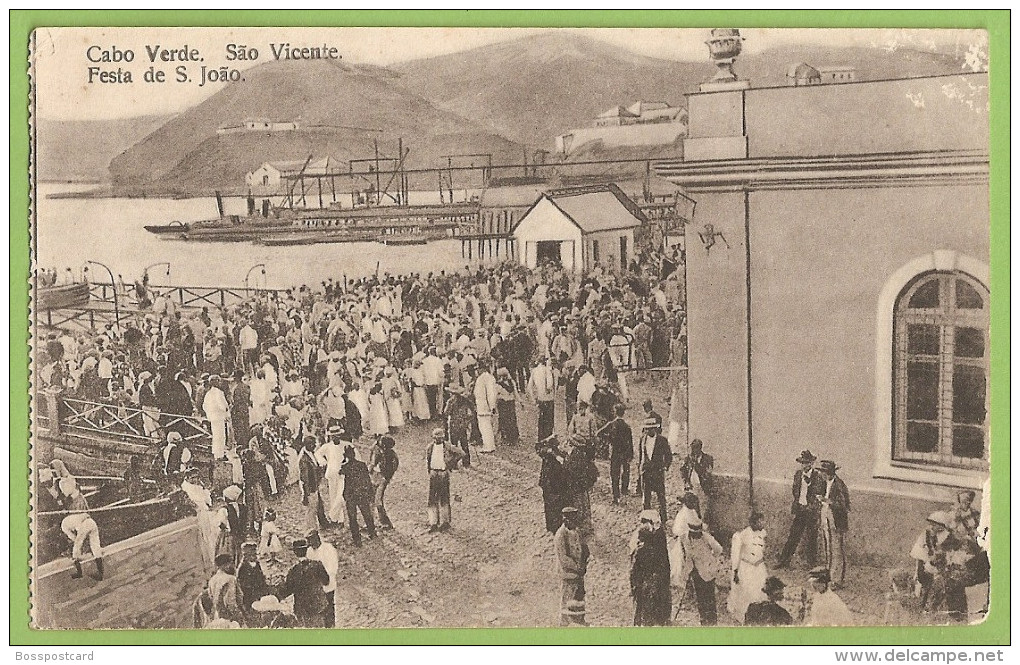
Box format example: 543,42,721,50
19,17,1003,640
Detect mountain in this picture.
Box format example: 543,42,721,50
394,33,706,150
105,33,972,194
35,115,172,183
108,58,523,195
393,32,971,150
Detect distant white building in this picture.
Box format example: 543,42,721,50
556,100,687,155
593,100,684,127
246,157,334,193
218,117,300,135
512,184,645,272
818,66,857,84
786,63,857,86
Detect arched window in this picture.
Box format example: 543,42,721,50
893,271,989,470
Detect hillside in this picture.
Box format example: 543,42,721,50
393,32,970,150
35,115,172,183
394,33,706,150
108,58,523,195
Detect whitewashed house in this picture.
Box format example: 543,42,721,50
512,184,645,273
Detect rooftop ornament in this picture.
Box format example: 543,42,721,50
705,28,744,83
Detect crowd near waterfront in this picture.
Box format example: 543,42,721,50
36,246,989,628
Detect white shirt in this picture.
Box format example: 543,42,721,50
530,364,556,402
422,355,445,386
798,471,815,506
576,372,596,405
307,541,339,594
239,325,258,350
202,386,229,421
473,371,498,415
429,442,447,471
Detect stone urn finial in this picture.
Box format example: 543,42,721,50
705,28,744,82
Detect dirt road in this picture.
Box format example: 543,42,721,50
263,377,704,628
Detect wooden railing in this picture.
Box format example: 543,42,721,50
60,397,212,451
89,282,287,310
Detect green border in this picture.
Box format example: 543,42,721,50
10,9,1009,646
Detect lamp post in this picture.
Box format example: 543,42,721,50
86,260,120,333
143,262,171,284
244,263,267,294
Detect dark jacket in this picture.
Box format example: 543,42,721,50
605,418,633,462
744,600,793,626
821,475,851,533
343,395,364,439
370,445,399,481
340,458,375,501
299,450,323,500
277,558,330,618
236,560,268,610
790,469,825,513
637,434,673,486
225,501,249,538
679,451,713,493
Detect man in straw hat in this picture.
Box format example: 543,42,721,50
425,427,465,533
275,538,330,628
805,565,852,626
744,576,794,626
306,532,339,627
637,416,673,526
681,518,723,625
777,449,824,569
554,506,589,626
818,459,851,589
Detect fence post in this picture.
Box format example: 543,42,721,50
45,391,63,435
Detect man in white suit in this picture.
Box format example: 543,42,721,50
473,360,499,454
202,375,230,460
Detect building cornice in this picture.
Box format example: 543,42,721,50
654,149,989,193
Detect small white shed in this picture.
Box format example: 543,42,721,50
512,184,646,273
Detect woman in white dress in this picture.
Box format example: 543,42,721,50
669,492,704,588
181,470,217,571
408,360,431,422
382,367,405,429
367,382,391,436
728,511,769,623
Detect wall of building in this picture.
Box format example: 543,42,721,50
683,191,750,473
747,184,989,491
513,198,583,270
745,73,989,158
584,229,635,273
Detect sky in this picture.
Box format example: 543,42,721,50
32,27,986,120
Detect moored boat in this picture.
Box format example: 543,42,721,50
36,282,91,310
143,220,189,234
34,476,194,566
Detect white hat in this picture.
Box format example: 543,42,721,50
223,485,243,502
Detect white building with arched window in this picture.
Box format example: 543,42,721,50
656,69,990,566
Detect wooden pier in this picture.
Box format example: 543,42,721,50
455,233,515,260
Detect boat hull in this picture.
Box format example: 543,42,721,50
36,283,90,310
35,478,194,566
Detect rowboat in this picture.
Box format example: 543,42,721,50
36,282,91,310
143,220,189,234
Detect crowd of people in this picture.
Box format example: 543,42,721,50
36,246,988,629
